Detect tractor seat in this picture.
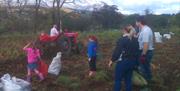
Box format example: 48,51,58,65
39,33,58,42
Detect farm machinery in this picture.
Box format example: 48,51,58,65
37,31,84,57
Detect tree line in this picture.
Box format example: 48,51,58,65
0,0,179,33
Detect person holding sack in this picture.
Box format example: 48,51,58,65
23,41,44,82
87,35,98,77
136,16,154,81
108,27,139,91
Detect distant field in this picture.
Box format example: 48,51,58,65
0,30,120,61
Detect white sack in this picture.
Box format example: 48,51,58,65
48,52,62,76
163,34,171,39
169,32,175,35
154,32,162,43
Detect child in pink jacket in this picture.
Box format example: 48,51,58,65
23,41,44,82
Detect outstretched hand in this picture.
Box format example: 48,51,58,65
108,61,113,67
88,58,91,62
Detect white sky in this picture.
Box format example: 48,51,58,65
80,0,180,15
1,0,180,15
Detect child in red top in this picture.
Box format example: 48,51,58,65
23,41,44,82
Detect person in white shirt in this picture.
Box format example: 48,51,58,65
50,25,59,37
136,16,154,81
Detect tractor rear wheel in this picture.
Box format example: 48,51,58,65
58,36,72,56
75,42,84,54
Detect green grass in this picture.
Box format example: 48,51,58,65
0,31,39,60
0,27,179,61
57,75,81,90
0,27,178,61
57,75,72,86
170,27,180,36
69,82,81,91
79,30,121,42
177,87,180,91
93,71,111,82
0,30,121,61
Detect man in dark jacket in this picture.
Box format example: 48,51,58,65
109,27,139,91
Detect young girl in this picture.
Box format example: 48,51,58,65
23,41,44,82
87,35,98,77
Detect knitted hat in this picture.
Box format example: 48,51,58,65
89,35,97,42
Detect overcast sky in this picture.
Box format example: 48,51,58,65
78,0,180,15
2,0,180,15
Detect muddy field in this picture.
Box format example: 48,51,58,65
0,32,179,91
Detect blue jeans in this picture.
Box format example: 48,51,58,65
27,62,38,70
114,59,136,91
138,50,153,81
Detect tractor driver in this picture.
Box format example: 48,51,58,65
50,24,59,37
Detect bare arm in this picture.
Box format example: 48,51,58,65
108,60,113,67
23,42,31,50
37,49,42,61
142,42,148,55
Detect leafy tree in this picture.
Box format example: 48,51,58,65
92,3,123,29
171,12,180,27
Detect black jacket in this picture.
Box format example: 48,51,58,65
111,36,139,62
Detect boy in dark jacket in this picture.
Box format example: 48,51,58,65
87,35,98,77
109,27,139,91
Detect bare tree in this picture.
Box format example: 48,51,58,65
34,0,42,32
52,0,56,25
52,0,75,31
3,0,13,16
16,0,28,16
144,8,152,15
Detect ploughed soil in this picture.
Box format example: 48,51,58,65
0,35,179,91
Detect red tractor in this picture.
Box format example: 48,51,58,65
38,31,84,58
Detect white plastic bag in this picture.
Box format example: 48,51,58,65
1,74,21,91
12,77,31,91
169,32,175,35
48,52,62,76
0,82,3,91
1,74,31,91
154,32,162,43
1,74,11,84
163,34,171,39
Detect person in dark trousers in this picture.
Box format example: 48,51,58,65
109,27,139,91
87,35,98,77
136,16,154,81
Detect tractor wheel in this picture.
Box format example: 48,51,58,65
58,36,72,56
